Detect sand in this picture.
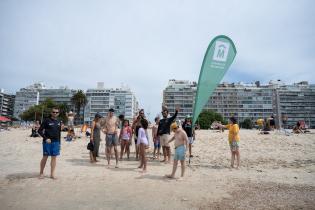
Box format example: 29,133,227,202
0,128,314,210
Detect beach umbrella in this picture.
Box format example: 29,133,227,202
0,116,11,122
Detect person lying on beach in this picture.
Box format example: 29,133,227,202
165,122,188,179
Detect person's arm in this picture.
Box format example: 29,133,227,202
38,120,47,139
168,110,178,123
90,121,95,141
168,135,175,143
184,132,188,149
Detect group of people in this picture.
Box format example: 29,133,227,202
37,106,241,180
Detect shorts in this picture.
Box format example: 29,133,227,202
174,145,186,160
43,141,60,156
229,141,239,151
160,134,170,147
106,134,118,146
188,137,194,144
68,120,74,127
154,137,161,149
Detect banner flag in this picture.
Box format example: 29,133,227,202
192,35,237,125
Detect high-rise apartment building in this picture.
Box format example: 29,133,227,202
84,83,139,123
39,88,76,110
0,90,15,118
162,80,315,128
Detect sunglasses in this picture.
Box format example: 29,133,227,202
52,112,59,114
140,113,144,115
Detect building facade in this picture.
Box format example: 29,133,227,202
84,84,139,123
39,88,76,110
0,90,15,118
14,87,41,120
162,80,315,128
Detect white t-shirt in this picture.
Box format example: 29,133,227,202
137,127,148,145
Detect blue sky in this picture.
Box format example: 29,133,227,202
1,0,314,120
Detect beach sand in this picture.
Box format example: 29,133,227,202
0,128,314,210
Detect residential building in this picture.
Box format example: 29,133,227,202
0,89,15,118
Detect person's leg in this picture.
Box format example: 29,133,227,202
114,145,119,167
166,146,171,163
90,151,95,163
120,140,124,160
106,146,111,165
39,156,48,178
153,146,156,159
189,144,192,157
167,160,178,178
230,150,235,168
236,150,240,169
142,144,147,172
157,146,161,160
50,156,57,179
138,144,143,168
180,160,185,177
126,141,130,159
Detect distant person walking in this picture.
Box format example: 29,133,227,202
38,107,62,179
90,113,102,163
66,110,75,130
157,106,179,163
102,108,120,168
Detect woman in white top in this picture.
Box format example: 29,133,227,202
137,118,149,172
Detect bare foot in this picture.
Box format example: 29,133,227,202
165,174,175,179
138,165,143,169
50,176,57,180
39,174,44,179
115,164,119,168
160,159,166,162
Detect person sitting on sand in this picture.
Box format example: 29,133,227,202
293,121,303,134
165,122,188,179
30,120,40,137
218,117,240,169
137,118,149,173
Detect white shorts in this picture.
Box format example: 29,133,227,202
188,137,194,144
160,134,170,147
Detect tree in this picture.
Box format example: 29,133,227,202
240,118,253,129
71,90,87,124
196,110,226,129
19,98,68,123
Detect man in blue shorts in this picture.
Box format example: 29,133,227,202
165,123,188,179
38,107,62,179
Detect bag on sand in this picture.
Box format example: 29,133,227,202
87,141,94,151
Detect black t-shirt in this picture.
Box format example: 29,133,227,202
182,122,193,137
157,111,178,135
38,117,61,142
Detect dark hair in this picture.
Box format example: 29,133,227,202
229,117,237,124
123,119,129,126
140,119,148,129
52,107,59,110
139,109,144,114
109,108,114,112
118,114,125,120
154,117,159,122
95,113,102,119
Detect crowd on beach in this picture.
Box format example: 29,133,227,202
33,105,243,180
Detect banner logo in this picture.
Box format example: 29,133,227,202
213,41,230,62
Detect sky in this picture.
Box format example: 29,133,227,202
0,0,314,120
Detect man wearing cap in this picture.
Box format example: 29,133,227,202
165,122,188,179
157,106,179,163
102,108,120,168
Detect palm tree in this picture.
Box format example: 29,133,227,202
71,90,87,125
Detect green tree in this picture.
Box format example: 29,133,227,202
20,98,68,123
240,118,253,129
196,110,225,129
71,90,87,124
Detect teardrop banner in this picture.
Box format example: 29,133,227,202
192,35,237,126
